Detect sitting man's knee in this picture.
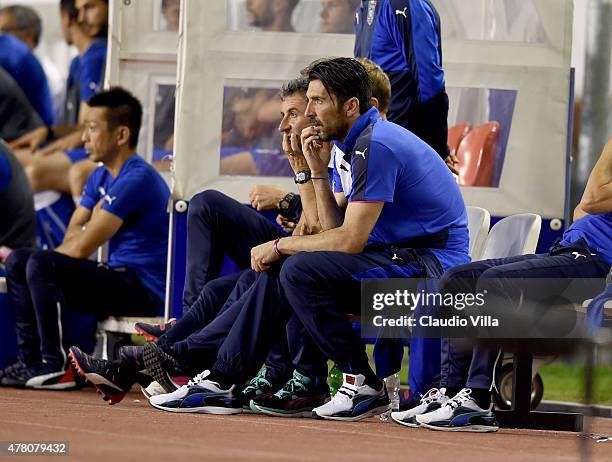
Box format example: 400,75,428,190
189,189,227,214
5,248,34,276
25,251,56,282
279,253,318,287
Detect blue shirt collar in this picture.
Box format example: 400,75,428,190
334,107,380,155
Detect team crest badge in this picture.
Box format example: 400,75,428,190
367,1,377,26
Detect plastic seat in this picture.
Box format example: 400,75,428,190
481,213,542,260
447,122,472,157
456,121,500,187
466,206,491,261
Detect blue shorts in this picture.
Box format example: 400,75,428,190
65,147,89,164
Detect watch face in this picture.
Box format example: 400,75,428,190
280,199,289,210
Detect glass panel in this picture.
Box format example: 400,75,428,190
152,84,176,171
220,85,293,177
227,0,357,34
155,0,181,32
447,87,518,187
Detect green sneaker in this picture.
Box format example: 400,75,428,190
250,370,329,418
240,367,284,413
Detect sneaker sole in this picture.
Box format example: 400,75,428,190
312,403,390,422
390,414,420,428
419,422,499,433
251,403,313,418
134,326,159,342
25,370,78,390
69,350,127,405
142,344,177,394
149,401,243,415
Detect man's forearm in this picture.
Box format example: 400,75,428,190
278,226,362,255
312,174,343,231
580,137,612,213
296,181,320,232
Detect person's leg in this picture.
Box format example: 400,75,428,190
68,159,97,198
182,190,281,307
24,151,72,194
3,249,40,368
25,251,162,372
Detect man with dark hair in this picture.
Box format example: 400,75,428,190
354,0,450,163
320,0,359,34
0,88,169,391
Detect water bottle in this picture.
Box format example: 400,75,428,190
379,373,400,422
327,364,343,396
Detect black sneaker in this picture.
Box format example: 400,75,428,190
240,367,286,412
1,361,77,390
0,360,27,385
142,342,180,393
134,319,176,341
250,370,330,418
69,346,143,404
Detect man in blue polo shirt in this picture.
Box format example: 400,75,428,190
0,88,169,390
0,32,53,127
391,138,612,432
148,58,468,420
354,0,450,163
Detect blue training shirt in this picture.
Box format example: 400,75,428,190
80,155,170,301
332,107,469,271
0,34,54,125
560,213,612,266
355,0,445,123
66,39,107,104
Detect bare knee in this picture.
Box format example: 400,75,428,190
69,160,97,197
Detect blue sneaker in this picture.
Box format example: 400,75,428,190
391,388,449,428
416,388,499,432
149,370,242,414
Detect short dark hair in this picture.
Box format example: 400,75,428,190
88,87,143,149
60,0,79,21
0,5,42,47
280,76,309,101
306,57,372,114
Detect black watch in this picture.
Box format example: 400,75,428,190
277,192,295,214
294,170,311,184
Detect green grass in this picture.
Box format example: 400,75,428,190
539,364,612,405
358,345,612,406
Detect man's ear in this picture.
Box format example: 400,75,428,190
370,97,380,111
116,126,131,147
345,97,360,118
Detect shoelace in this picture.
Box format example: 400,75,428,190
334,383,358,402
187,370,210,387
243,369,271,394
275,377,306,399
420,387,443,404
443,388,472,410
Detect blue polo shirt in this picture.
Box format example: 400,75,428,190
81,155,170,301
560,213,612,266
355,0,445,124
67,39,107,104
332,107,468,271
0,34,54,125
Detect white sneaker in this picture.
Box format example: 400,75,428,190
391,388,449,428
149,370,211,409
312,373,389,421
149,370,242,414
416,388,498,432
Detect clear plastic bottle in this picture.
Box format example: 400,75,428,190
380,373,400,422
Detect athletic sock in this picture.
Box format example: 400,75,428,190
207,369,234,390
469,387,492,410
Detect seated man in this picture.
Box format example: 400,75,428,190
0,67,44,142
145,57,468,420
68,77,323,406
392,138,612,432
0,88,169,389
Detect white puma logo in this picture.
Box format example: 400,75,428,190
355,148,368,159
104,195,117,205
572,252,586,260
395,7,408,18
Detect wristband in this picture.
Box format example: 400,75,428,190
273,238,282,257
